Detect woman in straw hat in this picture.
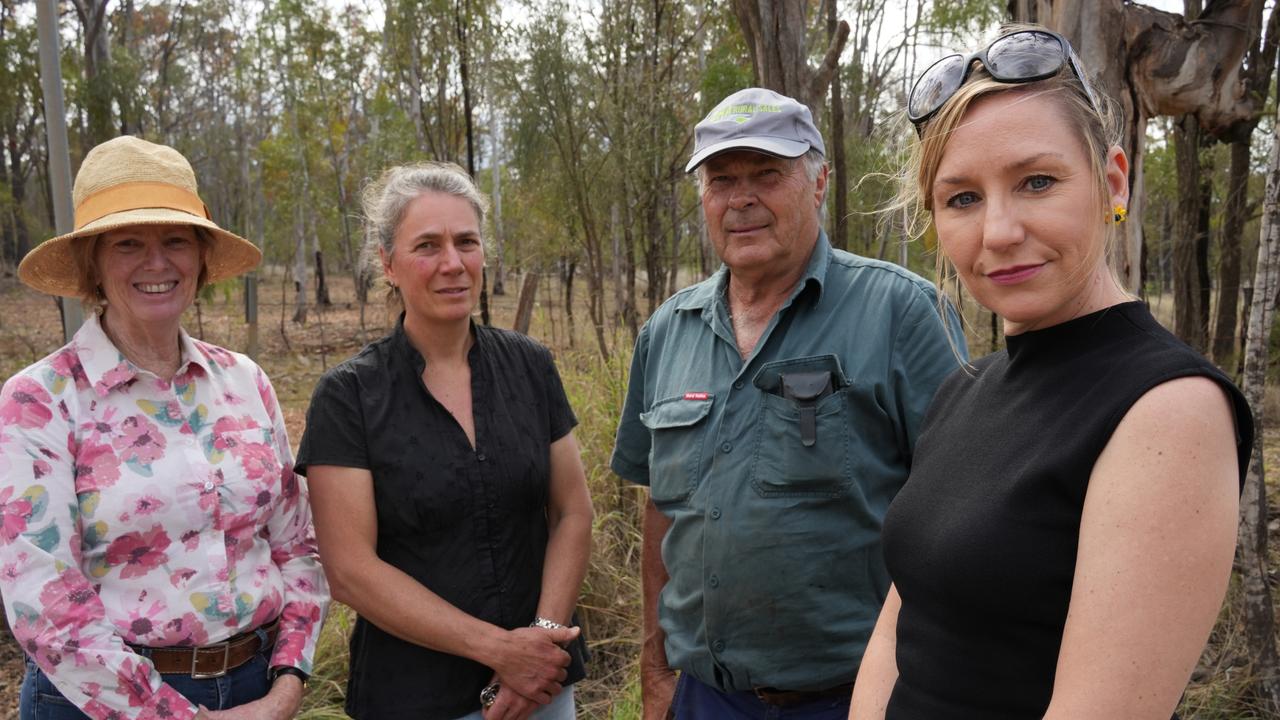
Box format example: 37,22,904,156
0,136,329,720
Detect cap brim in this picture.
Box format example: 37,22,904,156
685,137,812,173
17,208,262,298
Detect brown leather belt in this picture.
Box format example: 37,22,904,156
134,619,278,678
754,681,854,707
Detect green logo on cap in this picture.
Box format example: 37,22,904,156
707,103,783,123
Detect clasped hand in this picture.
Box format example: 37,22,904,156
483,625,579,719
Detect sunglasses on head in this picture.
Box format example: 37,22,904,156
907,29,1101,133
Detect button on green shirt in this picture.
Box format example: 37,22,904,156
611,237,966,692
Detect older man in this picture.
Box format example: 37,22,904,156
611,88,965,719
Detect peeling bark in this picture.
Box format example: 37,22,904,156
731,0,849,113
1237,93,1280,715
1030,0,1258,292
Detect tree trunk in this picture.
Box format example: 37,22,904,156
1212,0,1280,362
314,248,330,307
827,0,847,251
1172,113,1206,351
1039,0,1258,293
117,0,134,135
1213,139,1249,363
645,191,664,318
1196,162,1213,344
291,203,308,325
611,202,625,328
561,256,576,349
71,0,113,147
668,174,682,298
0,129,12,265
623,205,638,341
5,122,31,263
490,109,506,296
1236,99,1280,716
513,271,539,334
731,0,848,113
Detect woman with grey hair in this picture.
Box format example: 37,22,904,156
295,161,592,720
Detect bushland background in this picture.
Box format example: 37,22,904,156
2,0,1280,717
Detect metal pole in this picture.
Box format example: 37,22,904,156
36,0,83,342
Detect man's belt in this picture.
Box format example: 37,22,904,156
133,618,278,678
754,681,855,707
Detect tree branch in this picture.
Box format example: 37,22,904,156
807,19,849,107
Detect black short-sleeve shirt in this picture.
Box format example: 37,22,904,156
296,317,587,720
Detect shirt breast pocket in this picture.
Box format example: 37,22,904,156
639,395,713,506
750,355,851,498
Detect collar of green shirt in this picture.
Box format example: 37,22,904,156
673,230,831,317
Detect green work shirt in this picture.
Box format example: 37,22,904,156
611,237,966,692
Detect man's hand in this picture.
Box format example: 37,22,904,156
488,626,578,704
641,499,677,720
482,682,540,720
640,658,677,720
199,673,304,719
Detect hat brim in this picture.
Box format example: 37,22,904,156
17,208,262,298
685,137,813,173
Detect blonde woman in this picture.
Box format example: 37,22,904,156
852,25,1253,720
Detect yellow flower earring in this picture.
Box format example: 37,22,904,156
1109,205,1128,224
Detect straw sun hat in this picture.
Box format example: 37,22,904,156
17,136,261,298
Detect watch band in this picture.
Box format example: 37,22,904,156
530,616,567,631
269,665,310,687
480,680,501,708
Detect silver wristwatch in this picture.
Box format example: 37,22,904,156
480,681,501,708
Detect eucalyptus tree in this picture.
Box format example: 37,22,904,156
1018,0,1266,302
508,2,612,358
70,0,114,147
1,2,43,264
589,0,707,334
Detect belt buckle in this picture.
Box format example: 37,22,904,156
190,642,231,679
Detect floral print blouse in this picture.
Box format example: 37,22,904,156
0,313,329,719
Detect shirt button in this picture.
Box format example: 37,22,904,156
720,442,732,453
733,380,744,390
713,640,725,653
708,574,719,588
477,453,487,462
710,507,721,520
204,481,214,491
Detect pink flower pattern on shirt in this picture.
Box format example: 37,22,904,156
0,486,33,542
0,314,329,719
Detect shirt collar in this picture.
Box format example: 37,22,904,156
675,230,831,313
75,312,212,397
391,312,482,374
392,313,427,376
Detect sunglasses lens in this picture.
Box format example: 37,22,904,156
986,31,1064,80
909,55,966,121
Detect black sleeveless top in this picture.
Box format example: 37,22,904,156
296,319,587,720
881,302,1253,719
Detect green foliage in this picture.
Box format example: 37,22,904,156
919,0,1007,42
700,6,753,113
